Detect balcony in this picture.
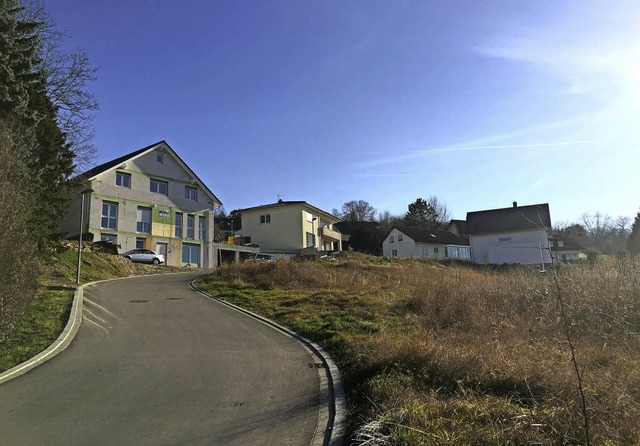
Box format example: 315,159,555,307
320,226,341,242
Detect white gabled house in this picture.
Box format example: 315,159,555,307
382,226,470,260
61,141,222,268
466,202,552,266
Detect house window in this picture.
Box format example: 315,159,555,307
420,247,428,257
150,178,168,195
185,186,198,201
137,206,151,233
390,235,394,243
136,237,146,249
392,249,398,257
182,243,200,266
434,247,439,254
260,214,271,224
115,172,131,188
306,232,315,247
198,216,206,240
446,246,470,259
498,236,512,243
157,153,164,164
398,234,403,241
175,212,183,238
186,214,195,239
558,241,564,248
101,201,118,230
101,233,117,244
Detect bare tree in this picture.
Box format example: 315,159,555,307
426,195,451,227
614,215,632,236
376,210,403,233
339,200,377,221
581,212,613,240
20,1,98,169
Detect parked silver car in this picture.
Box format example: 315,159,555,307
121,249,165,265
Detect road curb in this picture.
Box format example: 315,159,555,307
190,280,345,446
0,285,85,385
0,271,202,386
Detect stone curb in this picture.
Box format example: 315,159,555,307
190,280,345,446
0,271,200,386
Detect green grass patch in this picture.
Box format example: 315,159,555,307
0,286,74,372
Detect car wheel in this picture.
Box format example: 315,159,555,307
125,256,132,261
152,258,160,265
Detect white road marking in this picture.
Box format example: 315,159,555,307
84,307,110,327
83,315,110,335
84,297,121,321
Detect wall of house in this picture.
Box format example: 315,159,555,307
65,147,218,268
241,205,304,253
382,229,459,260
241,205,341,254
383,228,415,257
469,229,552,265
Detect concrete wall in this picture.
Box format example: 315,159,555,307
469,229,552,265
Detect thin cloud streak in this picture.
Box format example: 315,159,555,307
360,172,421,178
425,140,591,153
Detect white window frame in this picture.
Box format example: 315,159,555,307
101,201,118,230
115,171,131,188
150,178,168,195
137,206,152,234
185,186,198,201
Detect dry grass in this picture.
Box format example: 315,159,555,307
197,255,640,445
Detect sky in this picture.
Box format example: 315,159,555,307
45,0,640,224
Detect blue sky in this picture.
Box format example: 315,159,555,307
46,1,639,223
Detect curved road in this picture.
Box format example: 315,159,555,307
0,273,325,445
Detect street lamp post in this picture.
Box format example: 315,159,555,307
76,188,94,285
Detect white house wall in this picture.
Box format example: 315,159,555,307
469,229,552,265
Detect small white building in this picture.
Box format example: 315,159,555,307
382,226,470,260
466,202,552,266
549,236,584,262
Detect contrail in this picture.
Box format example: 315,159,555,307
421,140,591,153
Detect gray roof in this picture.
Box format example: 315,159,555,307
392,226,469,246
466,203,551,235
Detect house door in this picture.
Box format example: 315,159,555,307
156,242,168,264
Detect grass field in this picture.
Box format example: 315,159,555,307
195,253,640,445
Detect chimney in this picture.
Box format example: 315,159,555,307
512,201,517,208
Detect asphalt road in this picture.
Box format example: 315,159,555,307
0,273,323,445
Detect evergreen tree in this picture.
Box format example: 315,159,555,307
404,198,439,229
628,211,640,255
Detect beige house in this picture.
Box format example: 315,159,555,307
237,200,343,255
61,141,222,268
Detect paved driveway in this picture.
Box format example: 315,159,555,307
0,273,322,445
